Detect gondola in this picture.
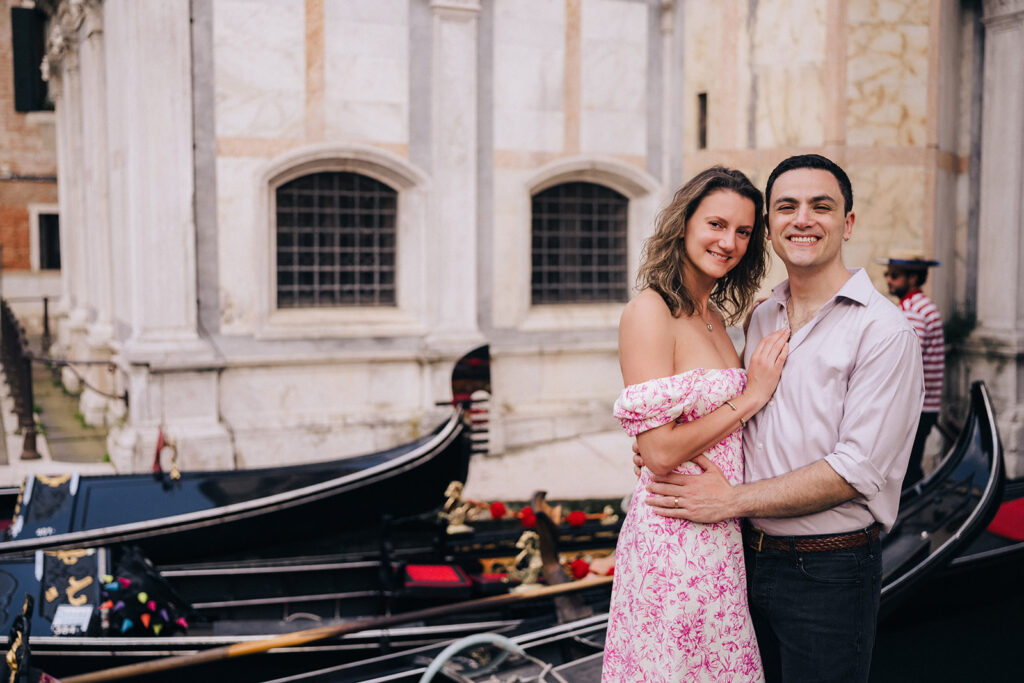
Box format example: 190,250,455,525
290,381,1008,682
279,611,611,682
877,380,1004,615
15,381,1004,682
0,346,490,564
0,493,617,681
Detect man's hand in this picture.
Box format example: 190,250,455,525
644,455,738,523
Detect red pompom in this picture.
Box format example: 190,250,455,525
489,501,507,519
520,506,537,528
569,558,590,579
567,510,587,527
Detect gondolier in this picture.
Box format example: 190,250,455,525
876,251,945,489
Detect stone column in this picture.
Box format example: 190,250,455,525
43,54,73,355
102,0,231,472
965,0,1024,477
77,0,116,425
50,14,90,392
425,0,484,353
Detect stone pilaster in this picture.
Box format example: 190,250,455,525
99,0,231,471
425,0,484,352
964,0,1024,476
42,50,73,357
44,7,90,392
77,0,117,425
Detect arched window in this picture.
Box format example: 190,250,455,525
275,172,397,308
531,182,629,304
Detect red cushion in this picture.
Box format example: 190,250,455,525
404,564,471,588
987,498,1024,541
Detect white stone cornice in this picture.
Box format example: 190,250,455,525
983,0,1024,27
429,0,480,19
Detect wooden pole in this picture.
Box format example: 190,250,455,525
61,574,613,683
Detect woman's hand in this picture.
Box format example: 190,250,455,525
744,327,790,408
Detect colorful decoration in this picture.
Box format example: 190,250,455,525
567,510,587,527
94,547,193,638
569,557,590,579
489,501,507,520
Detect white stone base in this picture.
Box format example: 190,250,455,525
80,387,110,427
108,421,234,473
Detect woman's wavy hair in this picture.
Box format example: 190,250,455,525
636,166,767,324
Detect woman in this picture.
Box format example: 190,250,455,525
602,167,789,682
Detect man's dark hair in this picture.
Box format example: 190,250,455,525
764,154,853,214
907,266,929,287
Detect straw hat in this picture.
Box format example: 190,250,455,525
873,249,940,269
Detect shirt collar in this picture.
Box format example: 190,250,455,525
899,288,923,306
769,268,873,308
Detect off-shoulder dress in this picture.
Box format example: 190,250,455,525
601,367,763,682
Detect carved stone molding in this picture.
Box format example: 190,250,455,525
42,0,98,70
81,0,104,40
661,0,675,33
429,0,480,19
983,0,1024,28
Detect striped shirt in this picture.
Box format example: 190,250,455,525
900,290,944,412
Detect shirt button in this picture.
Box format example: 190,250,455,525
757,443,764,450
768,399,775,407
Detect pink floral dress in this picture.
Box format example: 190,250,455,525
602,368,763,682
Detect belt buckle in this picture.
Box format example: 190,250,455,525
754,528,765,552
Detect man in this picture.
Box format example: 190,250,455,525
638,154,924,682
877,253,944,488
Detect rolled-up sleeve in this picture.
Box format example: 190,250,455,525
825,328,924,499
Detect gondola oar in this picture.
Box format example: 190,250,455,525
60,573,614,683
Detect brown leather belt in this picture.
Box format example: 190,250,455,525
743,522,880,553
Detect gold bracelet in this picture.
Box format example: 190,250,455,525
723,400,746,428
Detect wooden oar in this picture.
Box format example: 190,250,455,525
60,573,613,683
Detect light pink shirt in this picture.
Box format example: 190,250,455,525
743,268,924,535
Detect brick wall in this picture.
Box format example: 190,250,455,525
0,0,58,271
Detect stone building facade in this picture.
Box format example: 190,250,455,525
30,0,1024,477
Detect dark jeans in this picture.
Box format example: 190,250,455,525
903,411,937,488
745,531,882,683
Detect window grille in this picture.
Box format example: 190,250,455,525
275,172,397,308
531,182,628,304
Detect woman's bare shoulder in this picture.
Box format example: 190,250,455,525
622,288,673,324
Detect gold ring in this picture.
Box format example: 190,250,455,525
674,497,679,508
